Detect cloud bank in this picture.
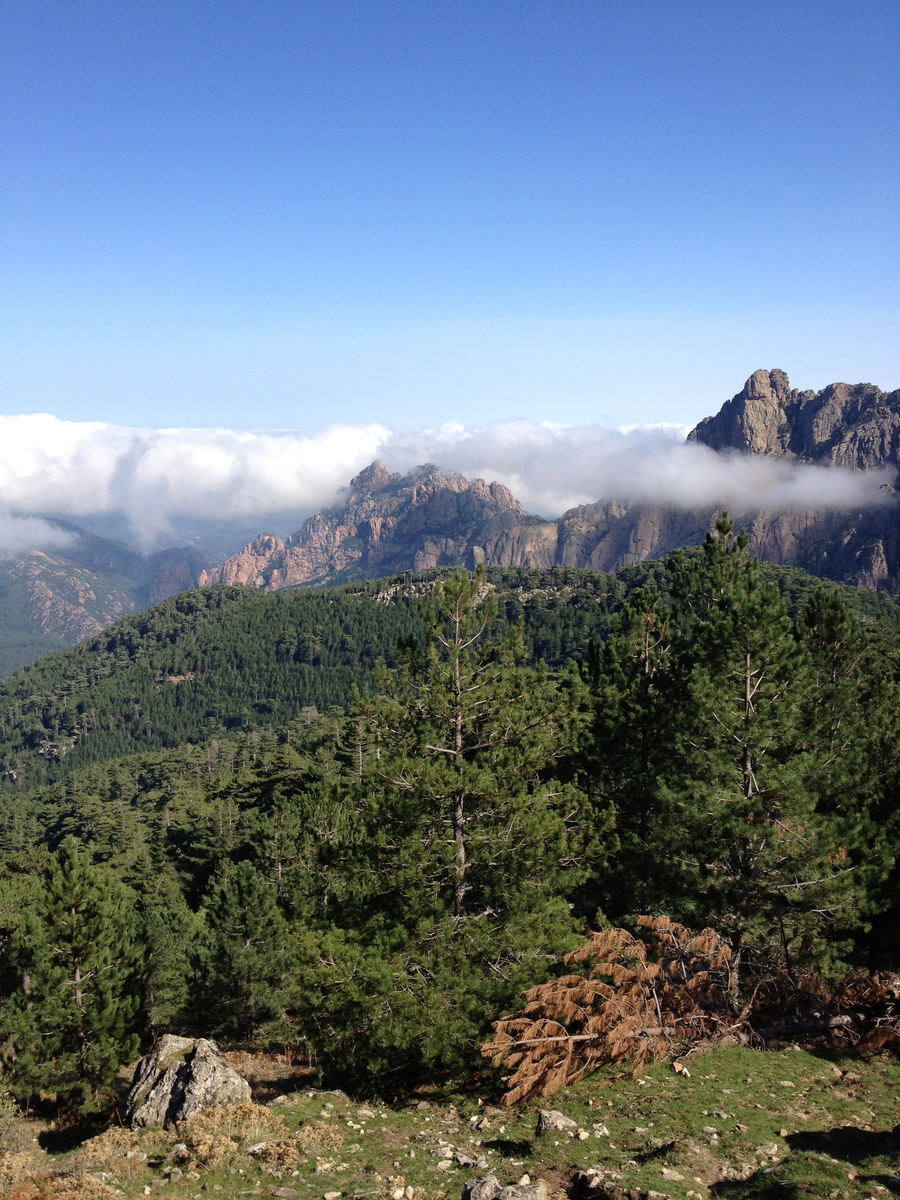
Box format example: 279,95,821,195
0,413,893,550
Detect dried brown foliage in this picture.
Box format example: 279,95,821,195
483,915,737,1104
177,1102,289,1167
4,1176,120,1200
256,1123,344,1171
74,1127,141,1169
750,969,900,1052
0,1151,36,1190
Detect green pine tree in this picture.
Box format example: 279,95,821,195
1,837,142,1112
304,567,596,1082
350,566,590,927
590,519,878,975
198,861,290,1038
584,586,677,918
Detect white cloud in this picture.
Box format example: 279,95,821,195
378,421,895,517
0,413,892,549
0,513,74,556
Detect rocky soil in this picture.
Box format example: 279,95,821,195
3,1045,898,1200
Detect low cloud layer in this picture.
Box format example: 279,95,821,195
0,512,75,557
0,413,893,551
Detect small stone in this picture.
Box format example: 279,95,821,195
735,1124,749,1133
779,1081,795,1088
591,1124,610,1137
536,1110,577,1135
661,1168,684,1181
462,1176,503,1200
271,1190,298,1199
323,1193,341,1200
574,1168,606,1193
756,1143,780,1159
779,1128,790,1138
517,1176,530,1187
578,1130,590,1140
168,1169,183,1184
702,1126,717,1134
453,1151,479,1169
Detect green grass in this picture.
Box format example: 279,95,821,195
14,1045,899,1200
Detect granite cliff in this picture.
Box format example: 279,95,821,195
197,461,542,590
690,368,900,467
202,370,900,593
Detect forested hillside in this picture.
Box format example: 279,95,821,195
0,539,898,1119
0,561,897,792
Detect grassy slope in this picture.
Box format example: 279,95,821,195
8,1046,899,1200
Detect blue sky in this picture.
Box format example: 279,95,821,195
1,0,898,430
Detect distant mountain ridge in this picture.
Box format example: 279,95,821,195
197,460,538,588
0,521,212,675
201,369,900,595
3,368,900,675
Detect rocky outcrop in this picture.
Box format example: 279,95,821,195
462,1178,548,1200
689,368,900,469
198,463,537,591
7,550,136,641
0,526,216,675
125,1035,251,1129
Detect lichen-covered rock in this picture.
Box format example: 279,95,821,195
125,1036,251,1129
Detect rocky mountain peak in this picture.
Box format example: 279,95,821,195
688,368,796,456
689,368,900,469
200,462,531,591
349,460,398,495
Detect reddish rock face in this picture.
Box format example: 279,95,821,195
198,462,536,591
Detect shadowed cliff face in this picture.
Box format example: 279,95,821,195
199,370,900,594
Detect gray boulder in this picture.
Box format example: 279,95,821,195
462,1179,548,1200
125,1035,251,1129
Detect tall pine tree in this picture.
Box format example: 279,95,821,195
1,837,142,1112
298,567,596,1083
